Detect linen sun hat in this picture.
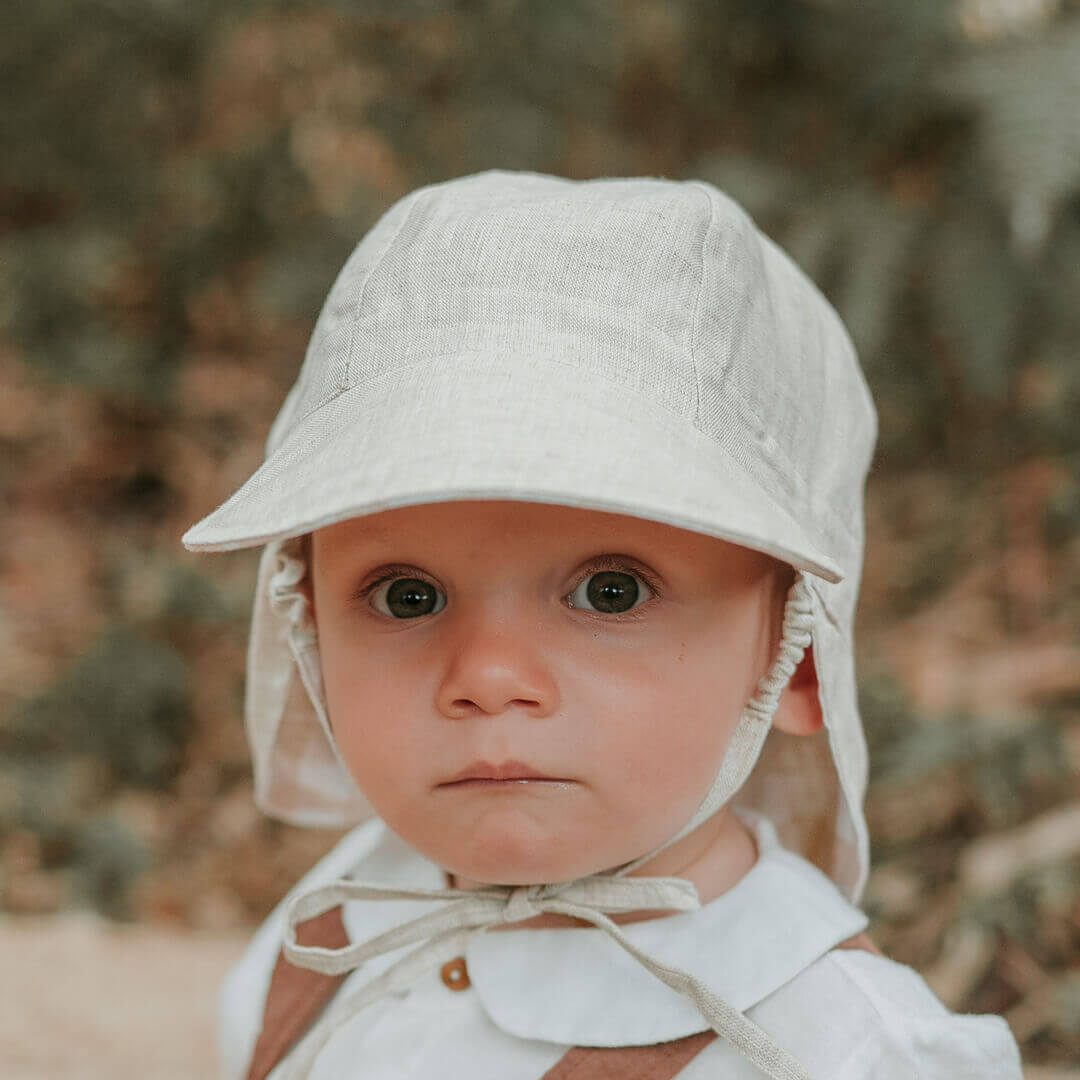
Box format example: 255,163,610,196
182,169,878,1080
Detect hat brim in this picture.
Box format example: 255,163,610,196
181,353,844,584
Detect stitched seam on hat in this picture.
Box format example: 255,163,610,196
281,281,861,547
816,588,847,634
686,185,871,540
269,357,859,553
285,203,858,542
275,344,858,551
338,187,429,396
279,198,862,545
684,184,811,518
687,180,713,428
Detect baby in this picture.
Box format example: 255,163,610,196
182,170,1022,1079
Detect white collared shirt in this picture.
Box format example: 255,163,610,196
220,813,1023,1079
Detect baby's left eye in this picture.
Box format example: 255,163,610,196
567,570,653,615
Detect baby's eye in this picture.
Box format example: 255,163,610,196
567,569,653,615
370,577,446,619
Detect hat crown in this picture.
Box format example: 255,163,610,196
271,170,875,578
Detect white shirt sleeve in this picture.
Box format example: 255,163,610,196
680,950,1023,1079
836,1014,1023,1079
827,951,1023,1079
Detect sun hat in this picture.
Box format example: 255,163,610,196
182,169,878,1079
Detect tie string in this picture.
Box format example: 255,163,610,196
279,873,816,1080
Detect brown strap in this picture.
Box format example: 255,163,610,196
833,931,883,956
246,908,350,1080
540,1030,718,1079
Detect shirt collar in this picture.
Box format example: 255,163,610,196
339,810,867,1047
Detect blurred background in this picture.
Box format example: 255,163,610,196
1,0,1078,1075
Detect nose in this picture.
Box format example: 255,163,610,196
435,610,559,720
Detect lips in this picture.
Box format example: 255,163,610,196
440,759,567,784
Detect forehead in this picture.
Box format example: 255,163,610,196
325,500,666,538
310,499,779,577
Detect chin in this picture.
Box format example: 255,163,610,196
449,859,589,887
433,816,603,886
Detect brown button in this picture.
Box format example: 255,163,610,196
440,956,471,991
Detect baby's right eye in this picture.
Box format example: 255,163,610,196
370,577,447,619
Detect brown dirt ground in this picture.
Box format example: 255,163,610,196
0,914,246,1080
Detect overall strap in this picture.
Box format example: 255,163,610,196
247,909,351,1080
833,931,882,956
541,1032,717,1079
245,909,722,1080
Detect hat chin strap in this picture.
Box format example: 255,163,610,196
272,536,814,869
609,569,815,878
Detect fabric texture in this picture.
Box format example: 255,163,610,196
218,814,1023,1080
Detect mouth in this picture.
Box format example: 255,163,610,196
438,760,574,786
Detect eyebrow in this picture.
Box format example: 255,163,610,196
329,520,401,545
352,522,394,541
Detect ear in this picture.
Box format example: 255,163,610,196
771,643,824,736
299,572,316,616
297,535,316,616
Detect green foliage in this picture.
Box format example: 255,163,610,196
939,21,1080,258
72,812,152,920
5,0,1078,458
0,753,109,836
5,627,191,789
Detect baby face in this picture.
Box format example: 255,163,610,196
305,500,792,885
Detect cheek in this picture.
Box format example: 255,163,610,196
574,652,749,864
614,678,742,793
316,627,432,800
566,633,751,793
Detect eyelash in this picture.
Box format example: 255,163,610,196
353,558,662,622
568,557,662,621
